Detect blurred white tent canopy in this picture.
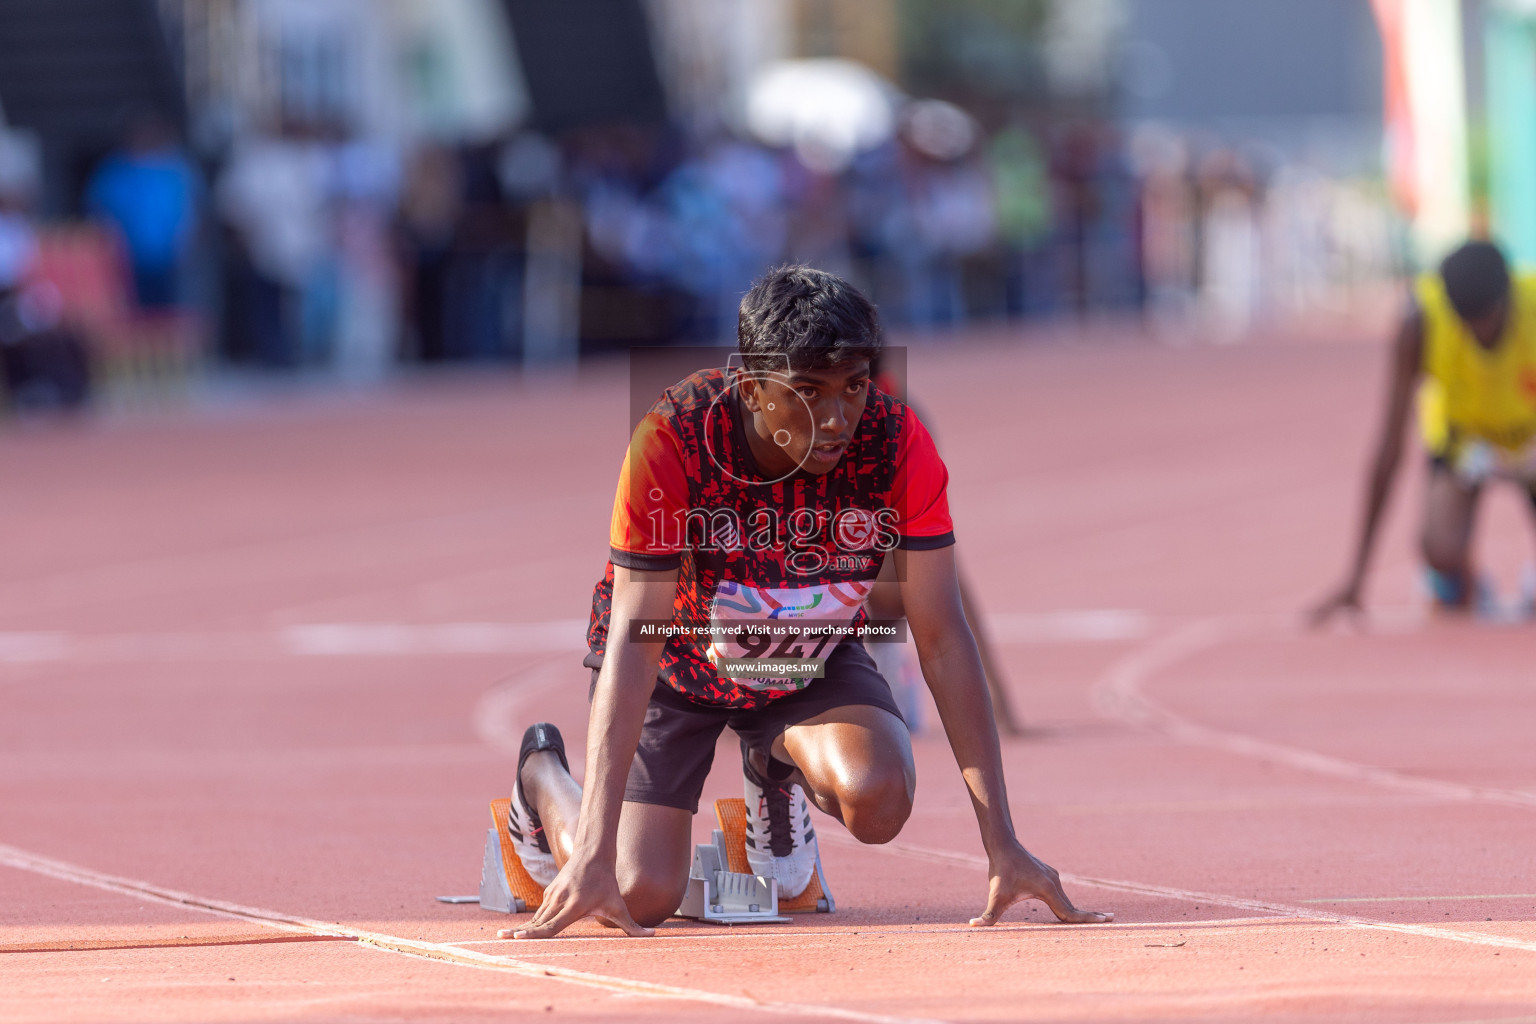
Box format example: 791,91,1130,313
743,58,897,173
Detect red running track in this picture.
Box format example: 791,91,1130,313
2,326,1535,1023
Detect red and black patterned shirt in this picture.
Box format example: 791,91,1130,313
586,367,953,709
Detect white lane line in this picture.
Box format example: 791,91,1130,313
0,843,338,932
0,842,940,1024
1092,617,1536,809
0,632,279,663
0,621,588,664
1300,894,1536,904
0,608,1150,666
0,632,68,663
283,621,588,657
836,835,1536,955
0,844,322,935
461,916,1294,950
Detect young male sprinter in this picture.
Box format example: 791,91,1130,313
1314,241,1536,620
507,266,1110,938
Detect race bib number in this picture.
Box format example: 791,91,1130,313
706,579,872,691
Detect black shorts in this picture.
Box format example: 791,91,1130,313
589,641,905,813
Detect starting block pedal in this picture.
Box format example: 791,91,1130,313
478,798,545,914
688,798,835,916
714,797,834,913
675,829,790,924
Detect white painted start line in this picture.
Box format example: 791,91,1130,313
824,834,1536,955
0,842,940,1024
2,818,1531,1024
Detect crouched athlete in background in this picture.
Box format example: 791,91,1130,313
1314,241,1536,621
505,266,1110,937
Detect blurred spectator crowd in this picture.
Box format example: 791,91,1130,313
0,105,1398,406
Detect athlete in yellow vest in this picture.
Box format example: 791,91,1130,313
1314,241,1536,620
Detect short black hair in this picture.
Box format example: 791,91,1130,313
737,265,881,373
1440,241,1510,321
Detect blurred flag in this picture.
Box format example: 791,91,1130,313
1371,0,1471,262
1372,0,1416,214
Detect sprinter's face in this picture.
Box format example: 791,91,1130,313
1463,296,1510,349
739,360,871,477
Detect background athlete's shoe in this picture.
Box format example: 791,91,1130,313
741,743,817,898
508,723,567,888
1519,564,1536,620
1423,567,1500,615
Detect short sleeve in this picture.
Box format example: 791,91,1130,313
609,412,690,570
891,410,955,549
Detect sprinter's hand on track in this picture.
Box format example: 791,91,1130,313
505,855,653,939
1308,581,1364,627
970,844,1112,926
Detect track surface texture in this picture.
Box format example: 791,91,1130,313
4,324,1536,1023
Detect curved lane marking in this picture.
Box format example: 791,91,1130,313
1092,616,1536,809
0,609,1141,666
472,656,579,755
472,657,589,777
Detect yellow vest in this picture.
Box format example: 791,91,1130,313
1416,271,1536,455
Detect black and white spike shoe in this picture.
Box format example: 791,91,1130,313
740,741,817,898
508,723,568,887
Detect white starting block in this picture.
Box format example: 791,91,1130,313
462,796,832,922
675,829,790,924
478,822,527,913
